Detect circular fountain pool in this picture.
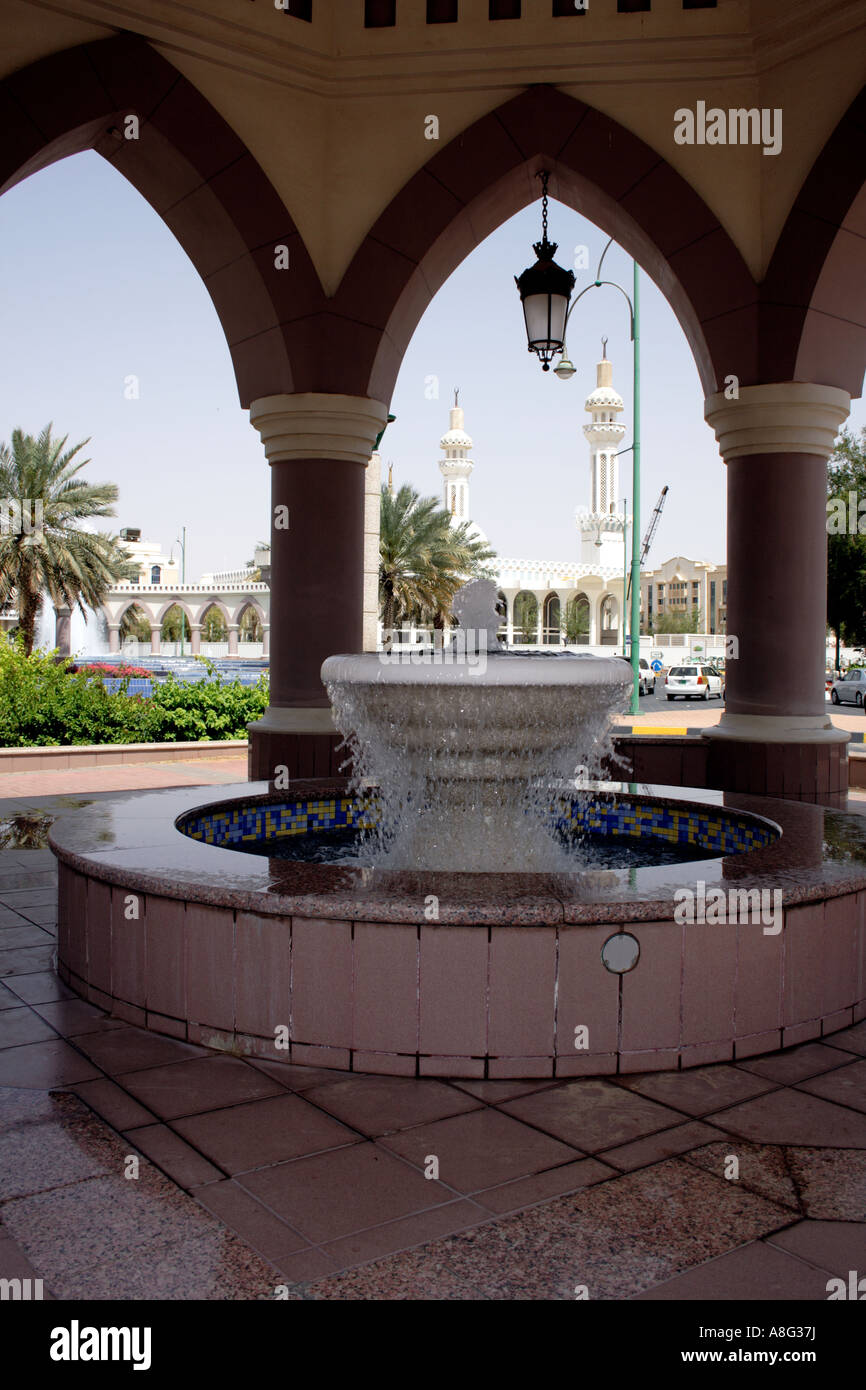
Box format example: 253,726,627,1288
50,778,866,1080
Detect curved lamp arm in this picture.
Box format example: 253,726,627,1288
561,235,635,351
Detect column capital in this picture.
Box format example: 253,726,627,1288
249,393,389,465
704,382,850,461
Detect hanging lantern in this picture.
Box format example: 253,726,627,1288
515,171,575,371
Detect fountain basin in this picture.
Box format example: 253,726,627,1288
50,779,866,1079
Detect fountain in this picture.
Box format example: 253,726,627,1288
50,582,866,1079
322,579,632,873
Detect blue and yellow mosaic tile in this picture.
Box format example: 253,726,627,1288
179,793,777,857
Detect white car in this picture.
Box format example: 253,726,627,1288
665,664,723,700
830,669,866,706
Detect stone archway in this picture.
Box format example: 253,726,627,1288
0,34,317,406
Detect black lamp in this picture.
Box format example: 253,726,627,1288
515,171,575,371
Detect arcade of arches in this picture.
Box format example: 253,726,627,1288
0,2,863,799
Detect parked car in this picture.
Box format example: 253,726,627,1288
638,657,655,696
830,668,866,706
664,664,723,700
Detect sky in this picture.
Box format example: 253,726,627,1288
0,149,862,579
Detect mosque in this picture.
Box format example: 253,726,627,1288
8,343,730,664
426,346,631,650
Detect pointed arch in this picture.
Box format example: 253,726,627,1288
335,86,754,403
764,86,866,396
0,34,324,405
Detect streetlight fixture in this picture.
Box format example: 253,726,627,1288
515,185,642,714
515,172,576,371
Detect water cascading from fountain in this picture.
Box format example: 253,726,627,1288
323,579,632,872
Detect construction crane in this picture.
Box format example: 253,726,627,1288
626,485,668,601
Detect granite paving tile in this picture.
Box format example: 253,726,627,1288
30,999,125,1038
69,1077,158,1131
601,1121,726,1172
301,1075,481,1137
120,1057,287,1121
737,1041,857,1085
73,1026,210,1075
616,1064,777,1116
170,1093,360,1174
3,971,74,1004
765,1220,866,1276
501,1079,683,1152
818,1022,866,1056
379,1108,581,1194
794,1059,866,1114
706,1087,866,1147
0,1038,100,1087
122,1123,225,1188
237,1142,455,1244
0,1007,58,1048
191,1178,315,1273
634,1239,834,1300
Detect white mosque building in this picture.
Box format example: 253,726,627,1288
434,346,630,650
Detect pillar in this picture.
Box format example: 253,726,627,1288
364,450,381,653
247,393,388,780
189,624,201,655
108,624,120,653
262,624,270,658
535,592,544,646
703,383,851,802
149,626,160,656
227,624,239,656
54,605,72,658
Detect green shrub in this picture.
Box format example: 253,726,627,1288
144,659,268,742
0,641,268,747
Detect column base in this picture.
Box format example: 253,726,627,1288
702,733,848,803
248,706,346,781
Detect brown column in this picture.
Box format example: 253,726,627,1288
149,626,160,656
227,624,239,656
189,624,201,655
703,383,851,803
108,624,120,654
247,394,388,781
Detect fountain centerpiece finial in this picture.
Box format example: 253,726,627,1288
450,577,502,654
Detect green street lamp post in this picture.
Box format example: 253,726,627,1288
515,172,643,713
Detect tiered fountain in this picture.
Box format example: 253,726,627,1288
51,581,866,1079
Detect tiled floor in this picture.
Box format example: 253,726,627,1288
0,786,864,1300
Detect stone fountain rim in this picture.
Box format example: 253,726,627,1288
322,651,634,688
46,777,866,927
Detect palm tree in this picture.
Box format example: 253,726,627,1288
0,425,134,654
379,484,495,636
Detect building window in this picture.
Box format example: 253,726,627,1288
282,0,313,18
617,0,650,10
489,0,520,18
150,565,161,585
427,0,458,20
365,0,396,26
553,0,587,14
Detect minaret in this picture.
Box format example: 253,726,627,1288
578,341,627,569
439,388,474,526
